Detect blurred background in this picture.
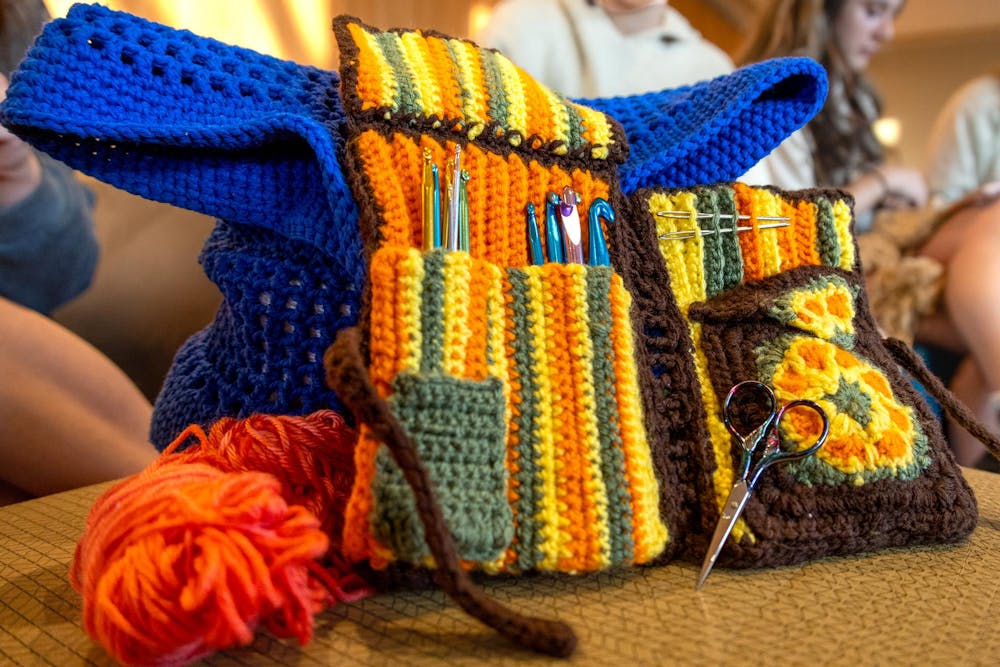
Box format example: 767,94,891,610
35,0,1000,400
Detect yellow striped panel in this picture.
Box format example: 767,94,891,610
608,277,669,562
832,199,856,270
399,31,442,119
523,268,561,570
648,192,754,543
441,251,473,377
495,55,528,144
568,264,612,570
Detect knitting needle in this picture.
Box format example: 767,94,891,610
658,221,790,240
655,212,790,221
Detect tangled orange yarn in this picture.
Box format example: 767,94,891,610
71,411,371,666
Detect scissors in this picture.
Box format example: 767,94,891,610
696,380,830,590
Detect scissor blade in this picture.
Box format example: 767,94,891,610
696,481,752,590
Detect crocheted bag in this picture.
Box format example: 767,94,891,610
0,3,827,450
320,12,998,629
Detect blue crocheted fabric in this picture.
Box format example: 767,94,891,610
0,3,827,448
580,59,827,192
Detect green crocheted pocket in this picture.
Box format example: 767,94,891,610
371,372,511,563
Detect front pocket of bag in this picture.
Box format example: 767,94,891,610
688,265,972,567
344,246,669,573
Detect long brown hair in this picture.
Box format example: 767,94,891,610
1,0,49,75
740,0,886,188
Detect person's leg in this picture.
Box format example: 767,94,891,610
0,297,157,499
918,200,1000,463
945,356,993,466
937,201,1000,389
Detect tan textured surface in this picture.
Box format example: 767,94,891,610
3,469,1000,666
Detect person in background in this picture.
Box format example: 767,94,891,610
476,0,735,98
0,0,156,504
743,1,1000,467
477,0,772,182
919,71,1000,466
740,0,926,232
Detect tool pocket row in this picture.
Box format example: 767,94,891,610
330,17,674,575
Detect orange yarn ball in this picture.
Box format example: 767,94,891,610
71,412,370,666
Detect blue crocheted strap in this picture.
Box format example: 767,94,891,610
580,57,828,193
0,3,361,265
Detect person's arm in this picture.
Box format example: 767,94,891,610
755,129,816,190
843,165,928,217
925,76,1000,205
0,73,98,314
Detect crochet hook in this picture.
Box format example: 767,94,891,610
421,148,435,250
587,198,613,266
545,192,565,263
526,202,545,265
432,163,441,248
447,144,462,251
458,169,470,252
559,186,584,264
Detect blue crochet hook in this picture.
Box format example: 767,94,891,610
588,198,614,266
544,192,565,263
526,202,545,265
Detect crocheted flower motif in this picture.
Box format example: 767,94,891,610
767,275,857,348
758,335,931,486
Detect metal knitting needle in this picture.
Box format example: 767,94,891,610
655,212,789,221
658,221,790,240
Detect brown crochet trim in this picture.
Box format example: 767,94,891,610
331,15,629,167
885,337,1000,459
324,327,577,658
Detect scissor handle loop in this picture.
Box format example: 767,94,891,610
722,380,776,444
748,398,830,487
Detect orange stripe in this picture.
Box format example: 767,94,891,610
429,36,465,122
537,266,584,571
521,75,555,144
734,183,763,281
775,196,800,272
608,280,652,557
349,24,390,111
357,131,416,247
794,198,821,267
565,267,603,570
501,152,530,266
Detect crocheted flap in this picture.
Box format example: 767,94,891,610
582,58,828,192
333,16,627,164
621,184,976,568
0,3,361,259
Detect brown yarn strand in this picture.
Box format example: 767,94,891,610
324,328,578,658
884,337,1000,459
